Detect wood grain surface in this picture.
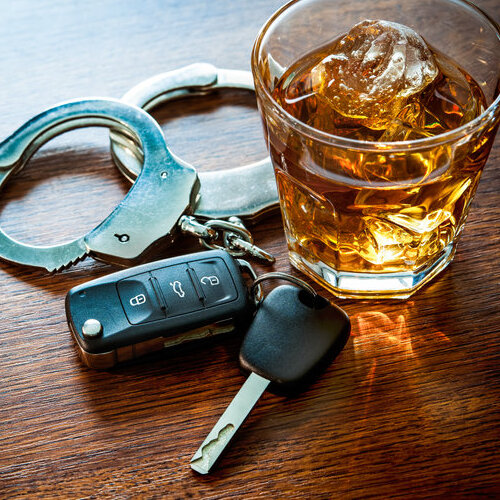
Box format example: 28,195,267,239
0,1,499,498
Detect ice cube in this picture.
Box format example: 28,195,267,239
378,101,447,141
431,49,485,129
358,216,415,265
378,120,432,142
310,20,439,130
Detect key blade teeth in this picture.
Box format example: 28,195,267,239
190,423,236,474
189,373,270,474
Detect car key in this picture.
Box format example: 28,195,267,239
190,282,350,474
65,250,255,369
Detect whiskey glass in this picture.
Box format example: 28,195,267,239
252,0,500,299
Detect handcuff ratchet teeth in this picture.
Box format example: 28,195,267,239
0,98,198,272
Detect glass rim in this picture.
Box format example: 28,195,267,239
251,0,500,152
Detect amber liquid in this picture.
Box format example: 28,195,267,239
268,40,492,290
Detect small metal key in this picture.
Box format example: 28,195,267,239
190,282,351,474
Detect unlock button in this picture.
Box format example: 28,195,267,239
117,273,165,325
190,258,237,307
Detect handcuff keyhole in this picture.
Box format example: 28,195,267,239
114,233,130,243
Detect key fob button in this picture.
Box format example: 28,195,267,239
117,273,165,325
153,264,204,316
190,258,238,307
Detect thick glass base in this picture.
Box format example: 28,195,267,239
288,243,456,299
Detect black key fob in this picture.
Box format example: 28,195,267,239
239,285,350,394
65,250,254,369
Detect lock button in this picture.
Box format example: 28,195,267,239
117,273,166,325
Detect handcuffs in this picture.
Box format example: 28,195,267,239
0,63,279,272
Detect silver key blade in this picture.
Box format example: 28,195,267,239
190,372,270,474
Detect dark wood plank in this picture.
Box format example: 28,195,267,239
0,1,499,498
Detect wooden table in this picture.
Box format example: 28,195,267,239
0,1,498,497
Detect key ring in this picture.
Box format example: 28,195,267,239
110,62,279,223
250,272,318,304
201,218,274,263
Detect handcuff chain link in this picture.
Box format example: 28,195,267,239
179,215,275,264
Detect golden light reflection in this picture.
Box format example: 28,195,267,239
351,304,452,367
352,310,415,359
345,306,454,475
360,359,377,392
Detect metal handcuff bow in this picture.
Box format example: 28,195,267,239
0,63,278,272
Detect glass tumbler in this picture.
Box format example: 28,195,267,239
251,0,500,299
